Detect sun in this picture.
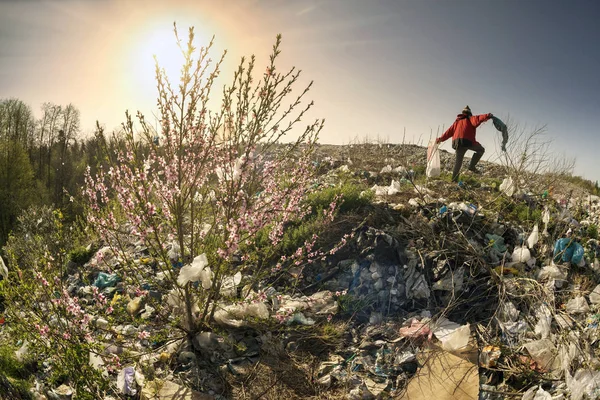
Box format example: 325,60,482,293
132,23,186,91
124,20,207,111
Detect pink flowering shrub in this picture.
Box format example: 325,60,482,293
83,26,336,332
3,209,110,397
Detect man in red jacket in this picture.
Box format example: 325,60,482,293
436,105,493,182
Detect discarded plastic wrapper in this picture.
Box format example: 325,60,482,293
522,386,552,400
589,284,600,305
567,369,600,400
117,366,137,396
479,345,501,368
500,177,515,196
433,317,470,351
553,237,585,265
426,140,441,178
523,339,560,373
399,318,433,340
527,225,539,248
177,253,212,289
512,245,531,263
565,296,590,314
93,272,120,289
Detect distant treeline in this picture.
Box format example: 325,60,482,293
0,98,123,247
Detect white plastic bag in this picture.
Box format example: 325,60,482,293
512,246,531,263
527,225,539,248
565,296,590,314
177,253,212,289
589,284,600,305
500,177,515,196
433,317,470,351
426,140,440,178
568,369,600,400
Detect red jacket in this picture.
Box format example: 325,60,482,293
438,113,493,145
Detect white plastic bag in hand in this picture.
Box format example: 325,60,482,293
426,140,440,178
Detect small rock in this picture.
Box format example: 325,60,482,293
178,351,197,365
95,317,109,330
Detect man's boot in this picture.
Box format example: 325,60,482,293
468,152,483,174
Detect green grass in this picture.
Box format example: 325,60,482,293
0,344,33,399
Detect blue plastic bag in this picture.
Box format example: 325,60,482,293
92,272,120,289
553,238,585,264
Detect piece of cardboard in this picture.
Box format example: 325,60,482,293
401,349,479,400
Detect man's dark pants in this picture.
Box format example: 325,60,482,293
452,140,485,182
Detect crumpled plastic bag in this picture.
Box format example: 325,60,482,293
432,266,464,292
0,255,7,280
213,302,270,327
220,271,242,297
553,238,585,265
522,386,552,400
15,340,28,362
432,317,470,351
117,366,137,396
527,225,539,248
498,301,520,322
566,296,590,314
534,305,552,339
538,264,568,281
589,284,600,305
500,176,515,196
524,339,560,373
404,264,430,299
399,318,433,339
177,253,212,289
93,272,120,289
512,246,531,263
486,234,507,253
426,140,440,178
567,369,600,400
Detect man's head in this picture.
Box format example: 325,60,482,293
462,105,472,116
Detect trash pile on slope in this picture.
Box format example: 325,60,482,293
3,144,600,399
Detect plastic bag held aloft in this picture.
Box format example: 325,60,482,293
426,140,440,178
491,116,509,152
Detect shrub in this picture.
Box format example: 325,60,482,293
587,224,598,240
82,26,340,336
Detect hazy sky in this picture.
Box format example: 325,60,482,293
1,0,599,181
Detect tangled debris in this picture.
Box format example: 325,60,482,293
3,143,600,399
